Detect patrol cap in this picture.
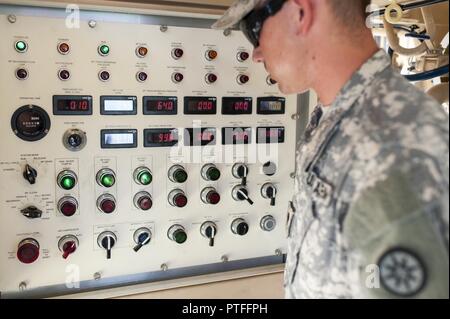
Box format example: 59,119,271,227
211,0,267,30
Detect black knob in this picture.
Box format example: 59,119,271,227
232,163,249,186
261,183,277,206
133,228,152,252
232,185,254,205
97,231,117,260
23,164,37,185
20,206,42,219
231,218,249,236
201,221,217,247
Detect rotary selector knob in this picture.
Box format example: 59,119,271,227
201,187,221,205
231,218,249,236
133,227,152,252
261,183,277,206
97,231,117,259
232,185,254,205
201,164,221,181
260,215,277,232
168,189,188,208
63,129,87,151
21,206,42,219
58,235,79,259
168,225,187,244
232,163,249,186
133,191,153,211
23,164,37,185
17,238,40,264
168,165,188,183
200,221,217,247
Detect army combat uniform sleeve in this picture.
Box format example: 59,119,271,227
344,143,449,298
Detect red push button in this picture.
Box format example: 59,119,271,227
17,238,40,264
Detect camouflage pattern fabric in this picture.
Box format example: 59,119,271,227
285,49,449,299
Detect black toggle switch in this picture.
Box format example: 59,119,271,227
97,231,117,260
21,206,42,219
201,221,217,247
23,164,37,185
261,183,277,206
233,163,249,186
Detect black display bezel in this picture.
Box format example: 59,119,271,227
53,95,93,115
100,96,137,115
144,128,179,148
256,126,285,144
100,129,138,149
143,96,178,115
184,128,217,146
257,97,286,115
184,96,217,115
221,97,253,115
11,105,51,142
221,127,252,145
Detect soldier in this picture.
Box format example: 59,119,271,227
213,0,449,298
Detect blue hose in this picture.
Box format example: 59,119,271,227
404,64,449,81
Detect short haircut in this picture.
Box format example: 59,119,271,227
328,0,371,28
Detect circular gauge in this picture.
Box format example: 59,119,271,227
11,105,51,141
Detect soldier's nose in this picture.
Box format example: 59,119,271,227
252,47,264,63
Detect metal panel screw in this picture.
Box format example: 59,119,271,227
160,25,168,32
93,272,101,280
221,255,228,263
161,263,168,271
223,29,231,36
19,282,27,291
291,113,300,120
88,20,97,28
7,15,16,23
275,249,282,256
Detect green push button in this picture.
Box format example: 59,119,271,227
206,167,221,181
99,44,110,56
138,171,152,186
174,230,187,244
15,41,27,52
101,174,115,188
173,169,188,183
61,175,76,190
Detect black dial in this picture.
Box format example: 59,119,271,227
11,105,51,141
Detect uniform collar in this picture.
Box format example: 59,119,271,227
330,49,391,113
302,49,392,174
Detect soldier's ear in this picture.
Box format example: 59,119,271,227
291,0,314,35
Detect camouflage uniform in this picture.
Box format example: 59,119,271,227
213,0,449,299
285,50,449,299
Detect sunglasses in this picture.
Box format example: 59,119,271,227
239,0,287,47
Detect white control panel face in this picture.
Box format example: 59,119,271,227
0,8,297,297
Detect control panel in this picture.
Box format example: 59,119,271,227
0,5,299,298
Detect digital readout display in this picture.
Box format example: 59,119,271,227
184,128,216,146
256,127,285,144
143,96,177,115
53,95,93,115
257,97,286,115
222,97,252,115
144,128,179,147
184,97,217,115
222,127,252,145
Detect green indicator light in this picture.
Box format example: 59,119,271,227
15,41,27,52
174,230,187,244
99,45,110,55
138,172,152,185
61,176,76,190
174,170,188,183
101,174,115,187
207,168,221,181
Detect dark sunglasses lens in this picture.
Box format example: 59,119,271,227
240,20,259,47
